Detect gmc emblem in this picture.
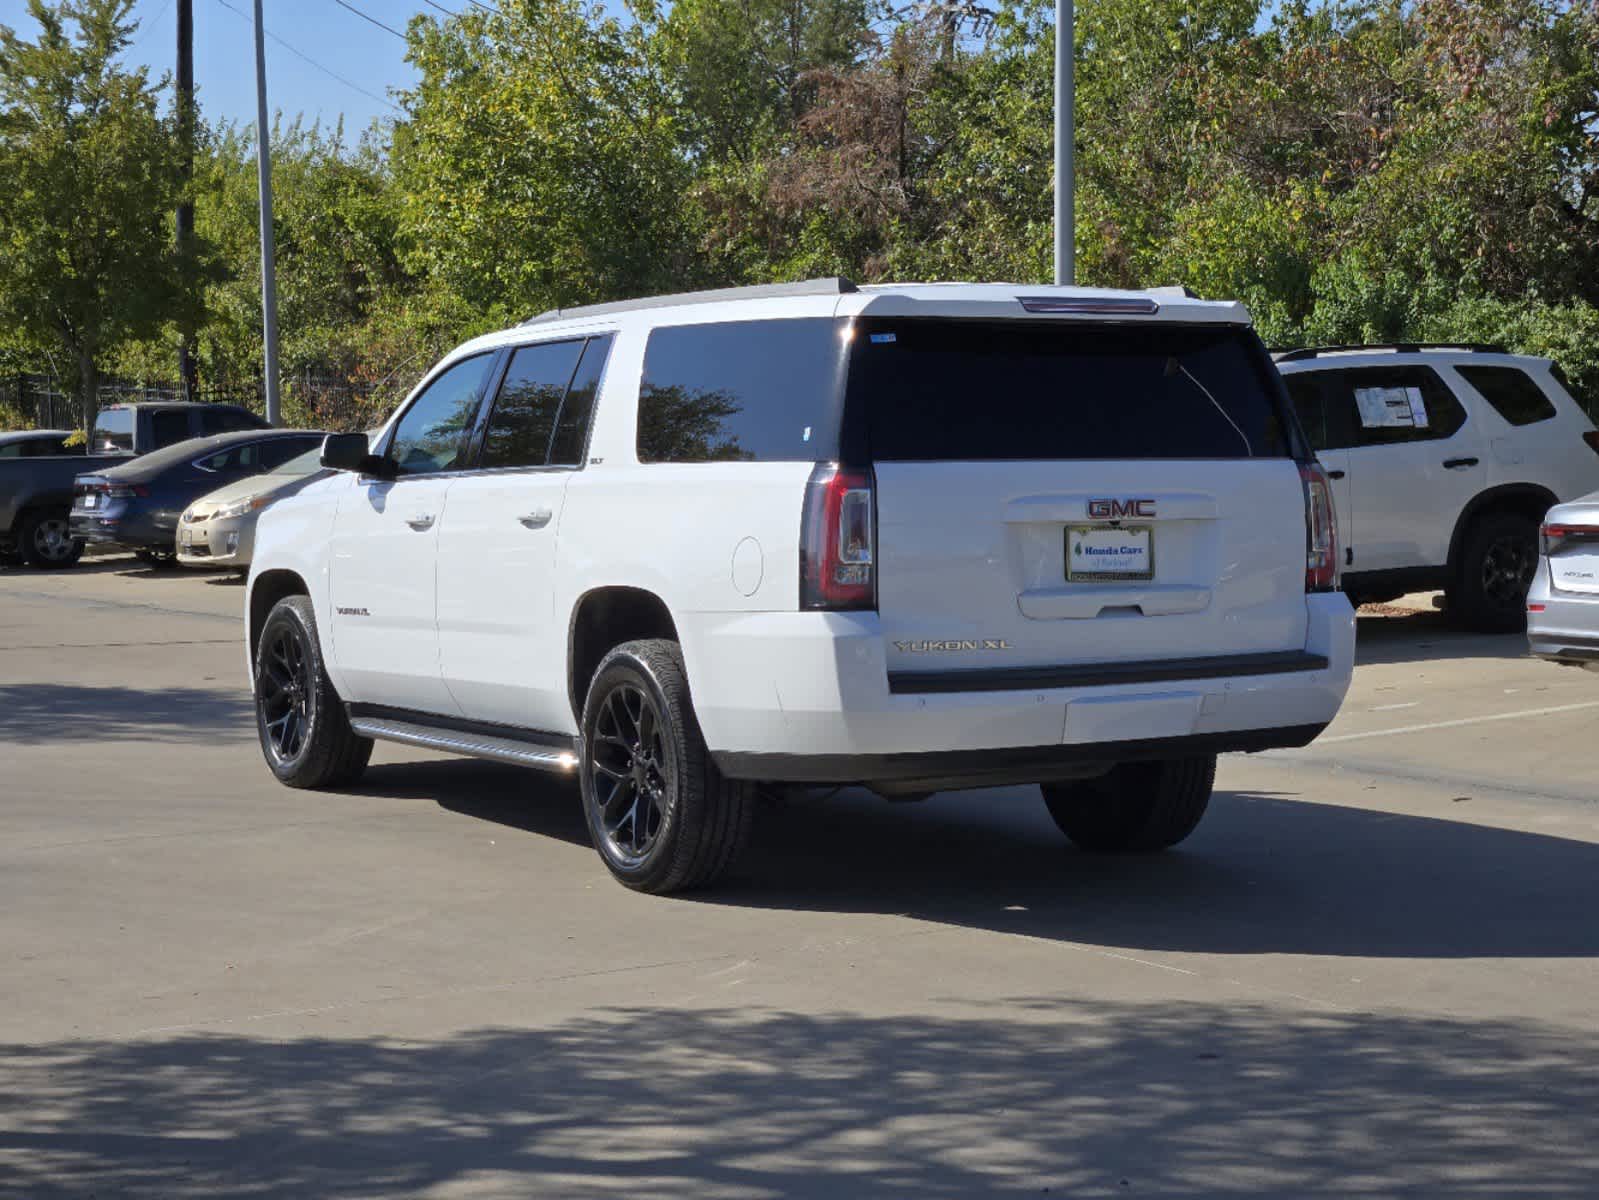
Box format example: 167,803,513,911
1087,498,1157,520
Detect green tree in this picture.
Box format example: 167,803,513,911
0,0,200,427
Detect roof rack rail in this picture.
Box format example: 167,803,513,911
521,277,859,326
1272,342,1509,363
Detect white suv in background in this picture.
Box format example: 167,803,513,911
1275,345,1599,630
246,279,1355,893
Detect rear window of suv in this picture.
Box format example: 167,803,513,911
847,319,1292,460
1455,365,1557,426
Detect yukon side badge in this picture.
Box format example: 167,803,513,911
894,639,1011,653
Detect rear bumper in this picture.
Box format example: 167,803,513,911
69,506,176,550
1527,564,1599,668
680,592,1356,781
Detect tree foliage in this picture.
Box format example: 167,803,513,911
0,0,201,423
2,0,1597,429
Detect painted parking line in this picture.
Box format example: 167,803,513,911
1319,700,1599,744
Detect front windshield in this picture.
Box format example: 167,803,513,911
270,446,324,476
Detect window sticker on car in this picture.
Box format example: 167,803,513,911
1356,385,1429,430
870,332,896,344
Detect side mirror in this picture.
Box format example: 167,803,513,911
321,432,395,480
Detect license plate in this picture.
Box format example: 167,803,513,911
81,494,96,509
1067,525,1154,582
179,528,193,547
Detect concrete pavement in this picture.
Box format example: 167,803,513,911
3,559,1597,1197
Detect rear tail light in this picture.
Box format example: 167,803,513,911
104,483,148,500
1542,522,1599,557
800,464,875,610
1300,462,1339,592
1583,431,1599,457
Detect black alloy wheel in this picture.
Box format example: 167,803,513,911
258,622,313,765
587,682,671,868
1479,532,1537,612
578,639,752,893
252,595,372,789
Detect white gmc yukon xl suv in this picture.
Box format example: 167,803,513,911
246,279,1355,893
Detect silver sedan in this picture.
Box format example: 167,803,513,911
1528,491,1599,671
177,446,328,572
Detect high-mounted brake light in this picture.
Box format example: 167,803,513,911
1016,296,1159,316
1301,462,1339,593
800,464,875,610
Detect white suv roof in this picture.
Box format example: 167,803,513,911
449,279,1253,362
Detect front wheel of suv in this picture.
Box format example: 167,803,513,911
579,639,752,894
254,595,372,789
1449,512,1540,634
1042,756,1216,852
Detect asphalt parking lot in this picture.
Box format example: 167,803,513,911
4,560,1599,1198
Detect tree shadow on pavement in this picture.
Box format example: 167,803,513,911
3,1000,1598,1198
0,683,251,744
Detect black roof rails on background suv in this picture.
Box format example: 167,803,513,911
522,277,860,326
1272,342,1509,363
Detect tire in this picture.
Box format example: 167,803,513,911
253,595,372,789
18,509,83,568
135,547,179,569
1042,756,1216,852
1448,512,1539,633
579,638,752,894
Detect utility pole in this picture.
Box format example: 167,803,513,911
175,0,199,400
1053,0,1074,286
253,0,282,426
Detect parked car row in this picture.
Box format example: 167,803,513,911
0,401,268,567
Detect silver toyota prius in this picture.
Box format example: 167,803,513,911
1528,490,1599,670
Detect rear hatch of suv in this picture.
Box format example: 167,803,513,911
840,315,1316,685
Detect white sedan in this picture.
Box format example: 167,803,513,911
1528,491,1599,670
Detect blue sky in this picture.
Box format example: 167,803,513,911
0,0,438,136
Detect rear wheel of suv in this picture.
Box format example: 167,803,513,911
579,638,752,894
1042,756,1216,852
19,509,83,568
1449,512,1539,633
254,595,373,789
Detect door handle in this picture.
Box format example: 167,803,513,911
1325,469,1346,480
1443,457,1480,470
405,514,435,531
517,508,553,529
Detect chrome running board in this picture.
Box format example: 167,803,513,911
348,715,579,773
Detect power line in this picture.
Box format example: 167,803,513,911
420,0,459,15
329,0,407,40
208,0,401,113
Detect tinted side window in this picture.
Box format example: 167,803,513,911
1456,365,1557,427
387,354,495,476
1283,372,1356,451
150,410,190,448
0,444,19,459
480,340,585,470
637,319,845,463
257,437,321,470
196,442,264,473
92,409,134,453
550,336,613,466
1326,366,1466,447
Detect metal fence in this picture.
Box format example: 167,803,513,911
0,372,265,431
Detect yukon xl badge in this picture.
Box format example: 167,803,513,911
1088,498,1156,520
894,639,1011,653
